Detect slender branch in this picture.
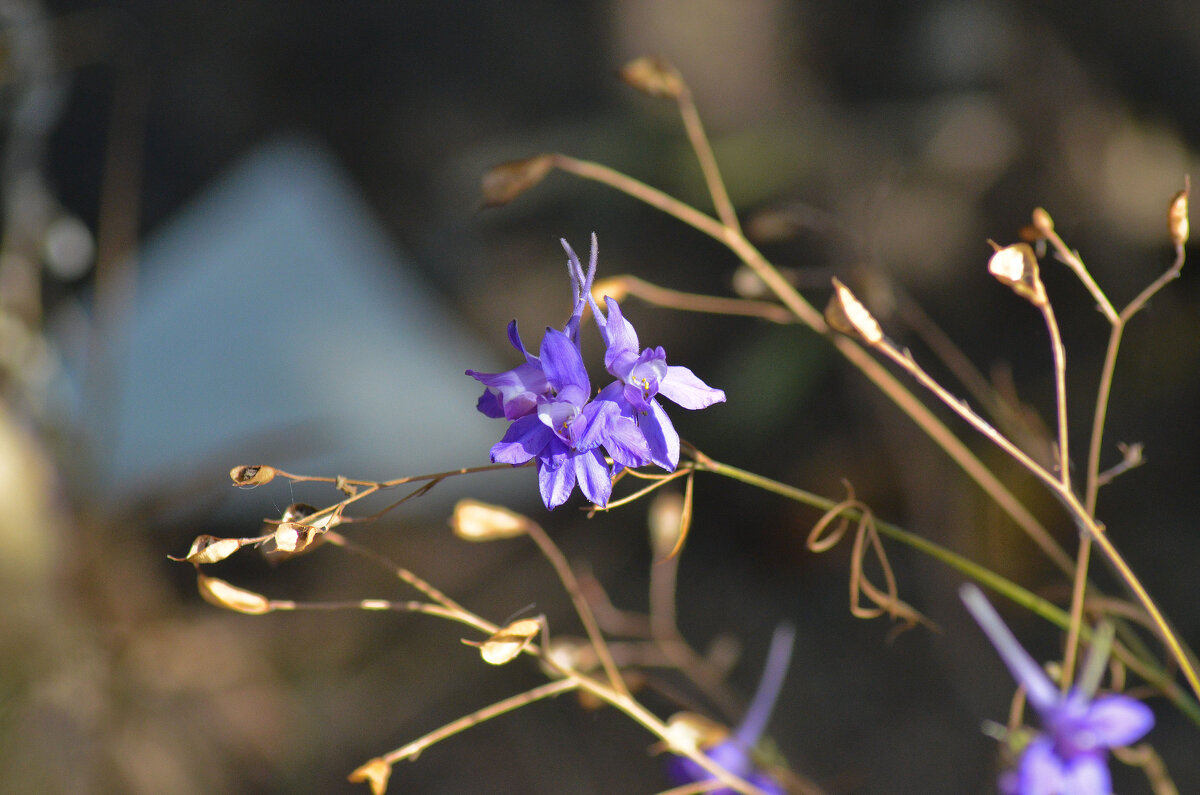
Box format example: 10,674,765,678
326,532,477,618
1068,242,1187,690
864,337,1200,702
1039,300,1071,490
1060,538,1093,691
676,87,741,235
521,519,631,698
380,679,580,764
1043,225,1119,324
597,274,797,324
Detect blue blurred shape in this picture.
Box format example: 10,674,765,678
94,136,507,512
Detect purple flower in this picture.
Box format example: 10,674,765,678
665,624,794,795
488,325,649,508
960,584,1154,795
468,233,725,508
593,295,726,470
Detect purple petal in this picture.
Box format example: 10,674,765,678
1018,737,1068,795
1083,695,1154,747
622,382,653,414
640,399,681,471
506,319,539,364
574,448,613,506
603,414,652,468
735,624,795,748
539,457,576,509
467,361,550,420
959,584,1060,714
602,297,640,372
539,327,590,394
659,365,727,409
538,396,585,445
560,240,587,342
1060,753,1111,795
619,347,668,412
490,415,550,464
577,398,619,451
473,388,504,418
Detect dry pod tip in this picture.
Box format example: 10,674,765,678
825,278,883,345
230,464,276,487
618,55,685,99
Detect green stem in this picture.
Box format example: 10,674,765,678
689,454,1200,725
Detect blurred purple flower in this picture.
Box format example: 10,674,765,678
665,624,794,795
960,584,1154,795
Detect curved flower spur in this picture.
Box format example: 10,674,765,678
467,235,725,509
662,623,795,795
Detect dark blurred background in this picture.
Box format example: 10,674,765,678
3,1,1200,792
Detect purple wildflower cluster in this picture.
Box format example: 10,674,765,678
467,235,725,509
960,584,1154,795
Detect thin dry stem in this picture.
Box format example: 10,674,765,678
1060,539,1093,691
599,467,691,510
1112,742,1180,795
895,291,1047,459
521,518,631,699
676,86,742,235
869,335,1200,701
380,679,580,764
597,274,797,324
1066,240,1187,690
326,531,475,618
1043,227,1119,324
1038,300,1071,489
807,493,936,631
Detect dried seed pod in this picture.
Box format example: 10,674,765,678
261,504,334,561
658,712,730,755
480,154,554,208
230,464,276,487
474,618,542,665
272,521,318,554
648,491,686,560
539,636,597,677
1031,207,1054,237
825,278,883,344
169,534,244,565
619,55,685,99
197,573,273,615
451,499,530,541
280,502,317,522
987,242,1046,306
1168,183,1189,247
347,758,391,795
